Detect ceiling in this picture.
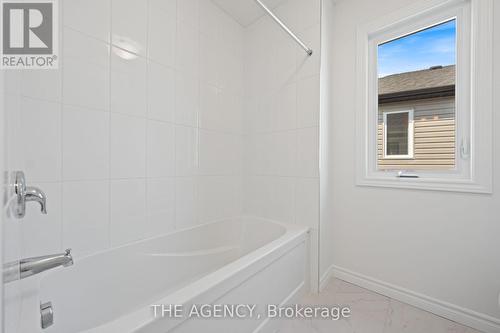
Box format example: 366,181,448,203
212,0,287,27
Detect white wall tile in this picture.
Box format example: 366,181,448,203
63,27,110,66
272,38,298,90
217,45,243,94
199,0,221,38
241,176,263,216
265,176,295,224
110,113,146,178
175,21,200,77
9,0,254,266
219,12,243,45
199,130,241,175
20,183,62,257
295,0,321,31
64,0,111,42
295,24,321,80
177,0,199,31
295,178,319,228
247,134,268,175
198,176,240,223
18,97,61,182
199,34,219,86
62,181,109,257
242,0,321,266
175,72,199,126
175,125,199,176
175,177,198,229
296,127,319,177
218,91,243,133
21,69,61,103
149,0,176,14
111,50,147,117
63,30,110,111
146,178,175,236
110,179,146,246
147,61,175,122
297,75,320,128
274,0,299,33
3,71,20,96
271,83,297,131
256,97,273,133
199,83,220,129
269,131,296,176
146,120,175,178
148,5,176,67
111,0,147,56
63,105,109,181
4,93,22,174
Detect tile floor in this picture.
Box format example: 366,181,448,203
278,278,483,333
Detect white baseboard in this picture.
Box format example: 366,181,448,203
319,265,335,292
320,265,500,333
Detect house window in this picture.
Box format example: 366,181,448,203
355,0,493,193
377,20,456,171
383,110,413,159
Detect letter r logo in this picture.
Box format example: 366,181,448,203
2,2,53,54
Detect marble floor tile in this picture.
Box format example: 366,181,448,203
276,278,484,333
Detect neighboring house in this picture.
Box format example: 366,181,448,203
378,65,456,170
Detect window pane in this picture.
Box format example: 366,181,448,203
386,112,408,156
377,19,457,170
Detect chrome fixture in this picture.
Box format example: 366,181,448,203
3,249,73,284
12,171,47,218
254,0,313,56
40,302,54,329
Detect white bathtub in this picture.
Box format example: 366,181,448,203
25,217,309,333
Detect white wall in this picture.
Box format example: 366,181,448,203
323,0,500,331
2,0,323,330
3,0,245,260
2,1,245,331
242,0,322,290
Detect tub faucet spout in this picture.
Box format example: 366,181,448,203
3,249,73,284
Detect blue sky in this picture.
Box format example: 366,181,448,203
378,19,456,77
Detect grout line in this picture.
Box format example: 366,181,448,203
107,0,113,249
145,0,151,238
172,0,178,230
59,2,65,252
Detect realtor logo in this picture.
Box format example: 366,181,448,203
1,0,58,69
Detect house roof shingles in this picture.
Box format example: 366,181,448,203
378,65,456,96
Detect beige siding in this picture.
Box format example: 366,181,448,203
377,97,455,170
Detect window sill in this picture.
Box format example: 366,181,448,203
356,175,492,194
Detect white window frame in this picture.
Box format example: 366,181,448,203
355,0,493,193
382,109,414,159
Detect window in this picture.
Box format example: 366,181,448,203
378,20,455,171
356,0,493,193
383,110,413,159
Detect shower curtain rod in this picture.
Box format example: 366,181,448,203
254,0,313,56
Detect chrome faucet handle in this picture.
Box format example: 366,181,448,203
12,171,47,218
25,186,47,214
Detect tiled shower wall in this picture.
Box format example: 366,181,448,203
3,0,245,261
242,0,321,287
3,0,320,290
